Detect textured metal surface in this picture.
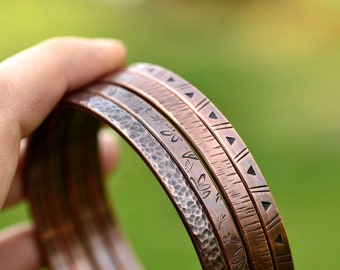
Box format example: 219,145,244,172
103,72,273,269
129,63,294,270
25,92,227,270
25,107,144,270
68,93,227,269
24,63,294,270
87,83,249,270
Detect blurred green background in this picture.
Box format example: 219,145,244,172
1,0,339,269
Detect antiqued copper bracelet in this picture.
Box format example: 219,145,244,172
24,63,293,270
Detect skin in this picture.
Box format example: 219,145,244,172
0,37,126,270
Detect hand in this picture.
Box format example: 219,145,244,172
0,37,126,270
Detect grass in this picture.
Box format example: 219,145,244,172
1,0,339,269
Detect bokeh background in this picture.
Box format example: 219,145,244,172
1,0,339,269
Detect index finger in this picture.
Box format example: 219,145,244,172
0,37,126,207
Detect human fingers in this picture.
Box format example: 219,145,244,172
0,37,126,207
0,223,42,270
3,130,120,208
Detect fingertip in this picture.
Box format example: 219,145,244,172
98,129,120,175
93,38,127,71
36,37,128,91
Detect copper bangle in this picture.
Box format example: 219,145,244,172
88,83,247,270
23,63,293,270
129,64,293,269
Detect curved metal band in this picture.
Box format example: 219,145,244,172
129,63,293,269
25,107,138,270
102,64,293,270
24,89,226,269
24,63,293,270
102,72,274,269
87,83,248,270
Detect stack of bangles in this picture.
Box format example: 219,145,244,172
23,63,294,270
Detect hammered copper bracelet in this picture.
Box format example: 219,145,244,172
23,63,294,270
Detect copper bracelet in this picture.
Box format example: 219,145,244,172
23,63,294,270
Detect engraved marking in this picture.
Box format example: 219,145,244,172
216,167,226,174
235,150,250,163
267,213,281,231
211,122,230,128
103,85,117,96
278,261,294,267
209,151,225,158
215,126,233,131
250,184,267,190
176,83,192,90
220,159,231,164
185,92,194,98
197,100,210,112
201,134,213,140
145,107,153,113
252,189,270,193
217,214,227,231
211,122,232,130
234,147,247,160
160,130,180,143
167,77,175,82
195,98,208,109
215,192,223,202
276,253,293,265
226,136,236,145
275,234,284,245
125,99,143,113
150,114,163,122
276,254,292,259
183,159,194,172
224,233,249,269
182,151,198,160
232,180,242,185
244,207,256,215
190,174,211,199
247,166,256,176
249,227,263,235
209,111,218,119
244,220,260,228
239,212,257,220
206,137,217,142
261,201,271,211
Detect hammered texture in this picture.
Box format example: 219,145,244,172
86,83,249,270
66,92,227,270
24,63,294,270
